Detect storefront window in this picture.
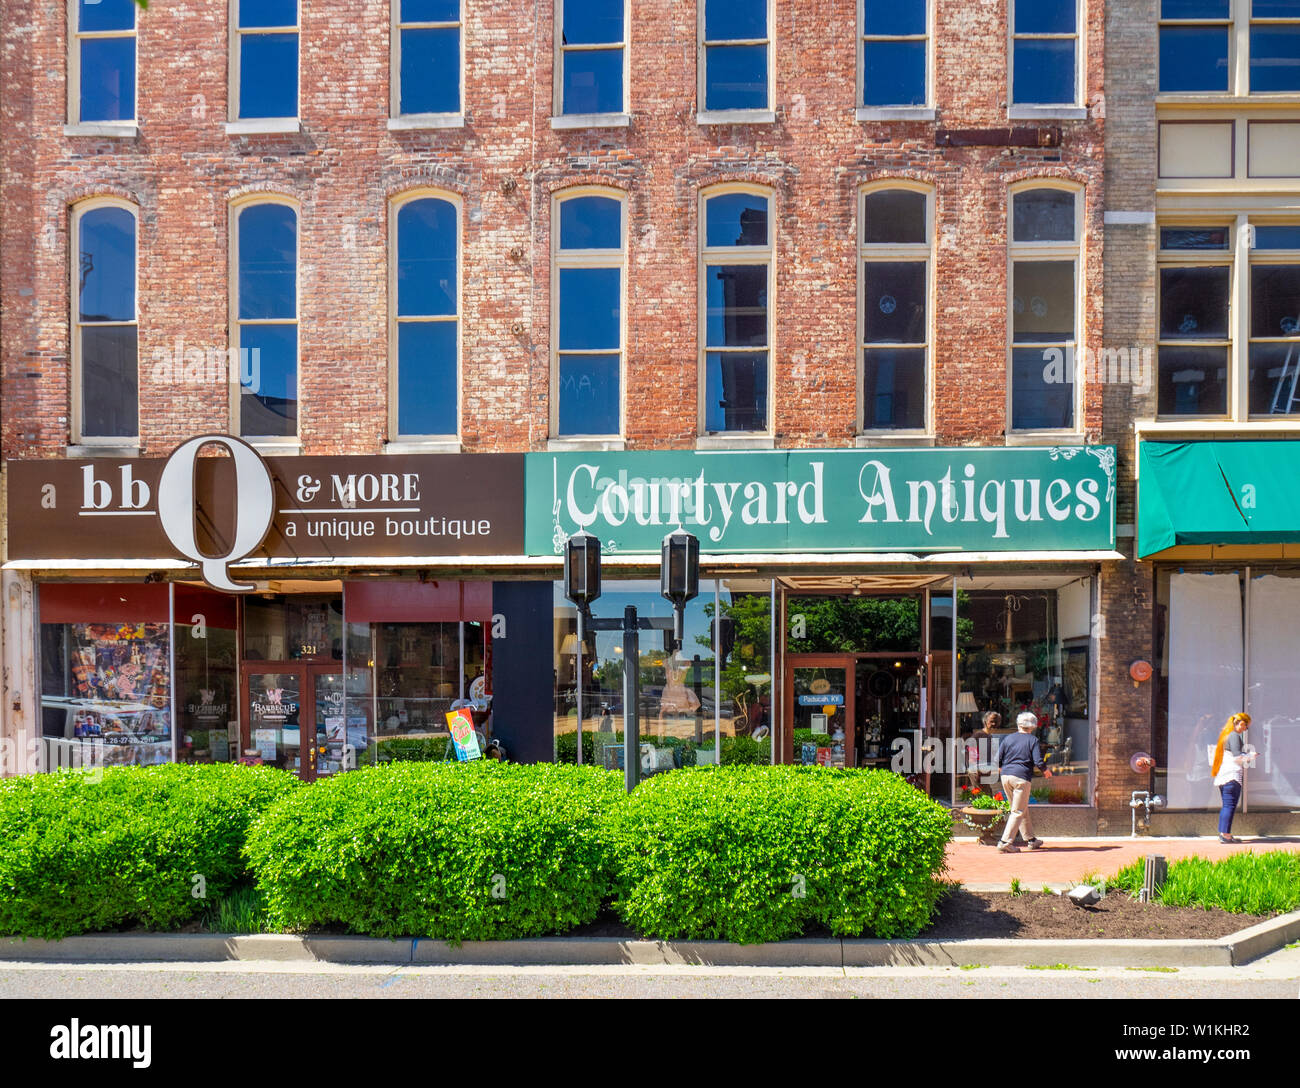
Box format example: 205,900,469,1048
174,586,238,764
341,582,492,767
553,579,767,770
1156,568,1300,811
955,581,1092,805
243,594,342,661
40,585,173,772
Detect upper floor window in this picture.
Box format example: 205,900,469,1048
701,188,771,434
73,201,138,440
861,0,927,107
234,201,298,438
235,0,299,120
72,0,136,123
701,0,771,113
1158,221,1300,417
553,192,624,437
393,1,462,117
558,0,626,116
1009,185,1081,431
860,186,931,431
392,195,460,438
1160,0,1300,93
1010,0,1080,105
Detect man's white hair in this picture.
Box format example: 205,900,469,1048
1016,711,1038,732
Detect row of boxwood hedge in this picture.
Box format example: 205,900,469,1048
0,763,298,940
0,761,953,944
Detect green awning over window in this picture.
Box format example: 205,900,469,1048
1138,440,1300,557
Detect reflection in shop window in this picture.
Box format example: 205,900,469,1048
345,619,486,765
956,584,1091,804
174,587,238,764
552,579,773,770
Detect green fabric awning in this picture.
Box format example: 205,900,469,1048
1138,440,1300,557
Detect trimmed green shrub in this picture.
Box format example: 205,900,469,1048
245,761,623,941
0,764,298,940
1112,851,1300,915
555,730,600,765
720,735,770,765
609,766,952,943
365,736,451,763
792,729,833,748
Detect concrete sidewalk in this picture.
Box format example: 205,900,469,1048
946,834,1300,889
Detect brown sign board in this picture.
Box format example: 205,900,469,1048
5,451,525,564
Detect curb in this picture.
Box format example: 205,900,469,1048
2,910,1297,968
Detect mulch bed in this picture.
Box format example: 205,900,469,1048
920,887,1271,940
564,889,1274,942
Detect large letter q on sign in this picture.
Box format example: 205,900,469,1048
158,436,274,593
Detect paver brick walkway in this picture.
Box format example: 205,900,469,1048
945,835,1300,888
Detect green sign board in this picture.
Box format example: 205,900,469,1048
526,447,1116,555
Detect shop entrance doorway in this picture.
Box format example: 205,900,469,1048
785,655,856,766
242,665,345,781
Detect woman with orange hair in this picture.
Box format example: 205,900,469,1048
1211,713,1254,843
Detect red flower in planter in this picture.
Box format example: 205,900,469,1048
993,792,1004,802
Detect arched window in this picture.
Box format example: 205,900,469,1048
72,200,138,441
392,194,460,438
859,184,932,432
553,190,624,437
700,187,771,434
1008,183,1082,432
233,200,298,438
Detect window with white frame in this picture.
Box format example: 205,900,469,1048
71,0,136,123
1249,225,1300,413
72,201,138,440
1159,0,1300,94
701,0,771,113
701,188,771,434
1158,226,1233,415
393,1,462,117
234,0,299,120
1009,185,1081,432
1010,0,1080,106
861,0,928,107
558,0,626,116
392,195,459,438
234,201,298,438
1158,221,1300,417
553,191,624,437
860,186,931,431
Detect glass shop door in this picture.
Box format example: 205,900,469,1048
784,655,855,767
243,666,345,781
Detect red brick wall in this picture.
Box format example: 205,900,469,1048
1,0,1106,459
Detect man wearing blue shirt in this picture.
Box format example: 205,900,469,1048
996,711,1053,853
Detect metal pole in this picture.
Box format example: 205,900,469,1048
575,609,583,766
623,604,639,791
714,580,721,765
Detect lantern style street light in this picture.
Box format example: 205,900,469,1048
565,527,700,791
660,527,700,651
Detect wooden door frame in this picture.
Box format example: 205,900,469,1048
782,654,857,766
241,662,341,782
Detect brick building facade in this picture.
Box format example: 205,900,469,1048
6,1,1289,833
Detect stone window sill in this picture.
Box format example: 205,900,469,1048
387,114,465,131
551,113,631,130
225,119,302,136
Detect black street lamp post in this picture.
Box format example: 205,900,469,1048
563,528,700,791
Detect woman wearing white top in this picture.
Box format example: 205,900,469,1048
1210,713,1255,844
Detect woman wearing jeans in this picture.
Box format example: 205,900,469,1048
1211,712,1254,844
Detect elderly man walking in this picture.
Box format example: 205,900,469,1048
996,711,1053,853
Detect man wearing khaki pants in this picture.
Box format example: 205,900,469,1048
996,711,1053,853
